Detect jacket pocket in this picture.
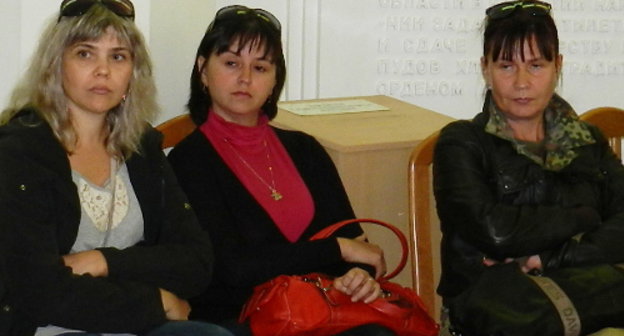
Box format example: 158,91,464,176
494,160,545,204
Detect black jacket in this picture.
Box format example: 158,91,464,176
168,128,364,322
0,109,214,335
434,109,624,302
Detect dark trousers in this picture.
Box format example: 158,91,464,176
55,321,234,336
220,320,396,336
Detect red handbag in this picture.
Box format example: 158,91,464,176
239,218,439,336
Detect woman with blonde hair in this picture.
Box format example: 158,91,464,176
0,1,232,335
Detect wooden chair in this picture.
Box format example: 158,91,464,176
579,106,624,159
155,114,196,149
407,130,441,317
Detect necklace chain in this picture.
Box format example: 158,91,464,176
224,138,283,201
102,158,118,246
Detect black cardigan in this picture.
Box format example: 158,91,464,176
168,127,365,322
0,110,214,335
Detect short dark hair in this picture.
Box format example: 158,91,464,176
187,6,286,125
483,1,559,63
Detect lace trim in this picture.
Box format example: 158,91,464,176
76,174,129,232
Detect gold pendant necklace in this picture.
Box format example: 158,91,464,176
224,138,283,201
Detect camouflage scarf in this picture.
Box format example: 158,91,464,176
484,92,595,171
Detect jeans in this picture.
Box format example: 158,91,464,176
220,319,395,336
55,321,234,336
335,324,396,336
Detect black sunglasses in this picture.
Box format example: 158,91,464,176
486,0,552,20
59,0,135,22
212,5,281,31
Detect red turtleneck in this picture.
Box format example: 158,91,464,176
200,111,315,242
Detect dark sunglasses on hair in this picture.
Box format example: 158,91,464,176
486,0,552,20
59,0,135,22
213,5,281,31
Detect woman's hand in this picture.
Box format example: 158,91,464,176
62,250,109,277
159,288,190,320
516,255,542,273
333,267,382,304
354,233,368,241
483,254,542,274
337,237,386,278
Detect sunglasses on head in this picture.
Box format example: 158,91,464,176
212,5,281,31
486,0,552,20
59,0,135,22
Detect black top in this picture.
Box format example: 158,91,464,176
168,127,367,322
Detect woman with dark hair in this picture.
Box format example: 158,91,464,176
167,5,394,336
434,1,624,335
0,1,232,335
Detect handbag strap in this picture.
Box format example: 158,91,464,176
528,275,581,336
309,218,408,281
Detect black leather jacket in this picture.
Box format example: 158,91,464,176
434,110,624,303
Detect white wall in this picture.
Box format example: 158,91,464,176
0,1,20,108
228,0,624,120
149,0,216,123
2,0,624,123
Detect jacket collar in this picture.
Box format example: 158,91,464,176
1,109,73,177
478,91,595,171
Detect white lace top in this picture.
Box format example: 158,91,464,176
70,160,144,252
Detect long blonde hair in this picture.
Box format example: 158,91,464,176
1,4,158,158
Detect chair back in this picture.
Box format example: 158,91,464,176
407,130,441,317
155,114,196,149
579,106,624,159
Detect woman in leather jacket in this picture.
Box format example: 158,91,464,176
433,1,624,334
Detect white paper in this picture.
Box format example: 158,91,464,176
279,99,390,116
